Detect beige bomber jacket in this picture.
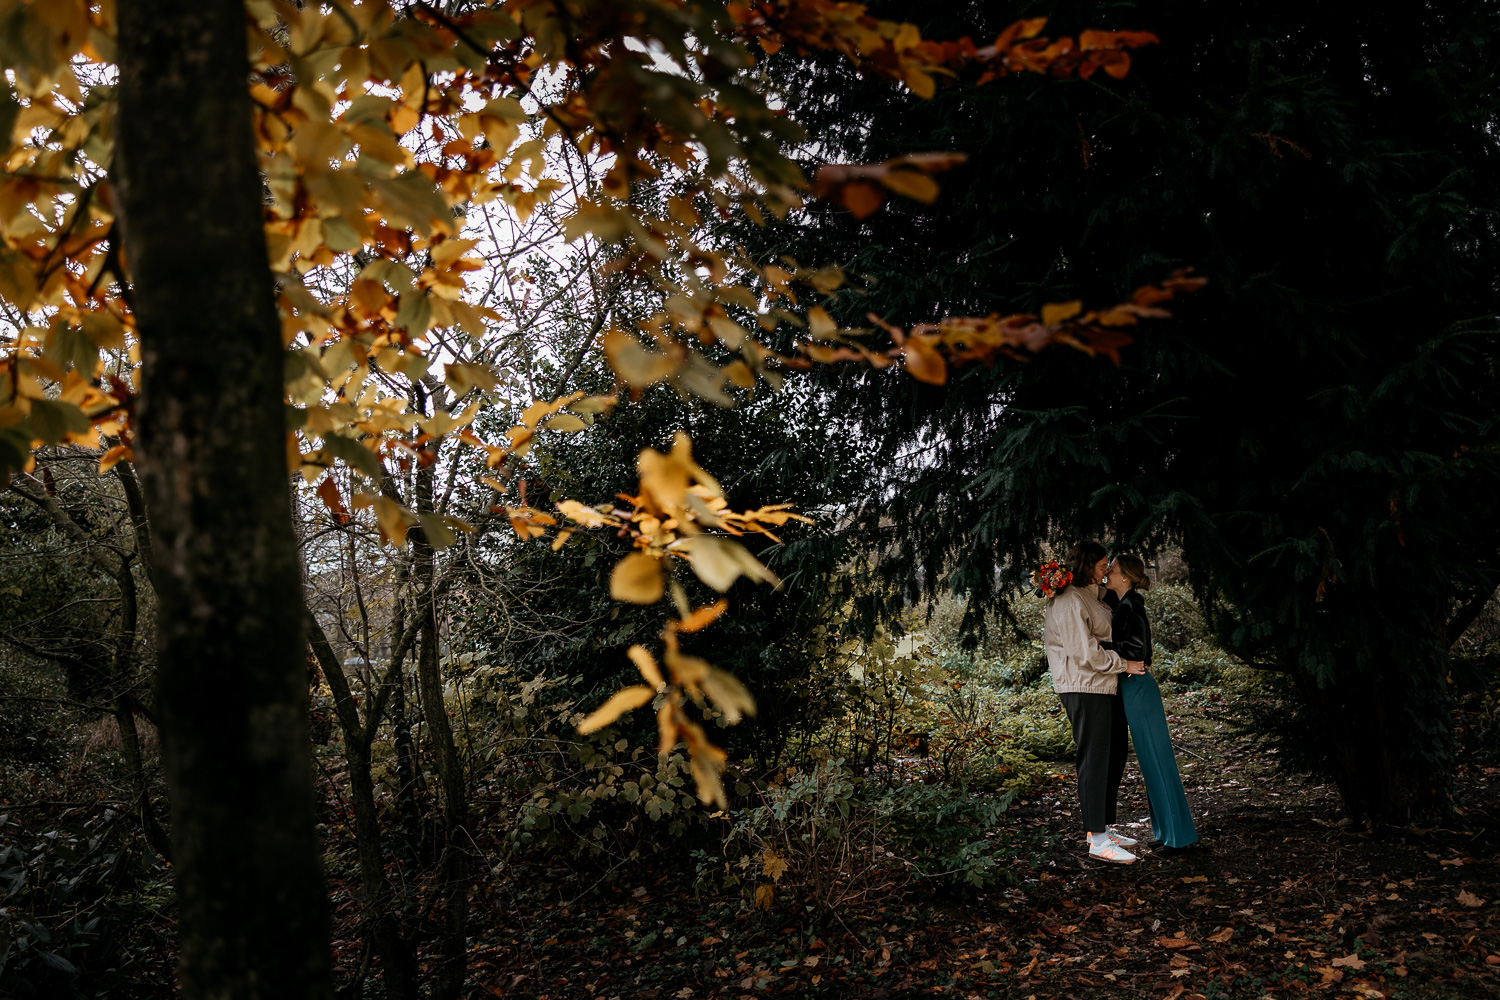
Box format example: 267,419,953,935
1043,584,1125,695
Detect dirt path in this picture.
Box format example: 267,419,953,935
462,689,1500,999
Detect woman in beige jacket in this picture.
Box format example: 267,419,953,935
1043,540,1146,863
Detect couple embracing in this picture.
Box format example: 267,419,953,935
1040,540,1198,864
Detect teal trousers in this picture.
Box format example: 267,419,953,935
1120,672,1198,849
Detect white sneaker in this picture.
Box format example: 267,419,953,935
1089,841,1137,864
1106,829,1138,847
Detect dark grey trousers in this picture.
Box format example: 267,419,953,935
1058,691,1128,833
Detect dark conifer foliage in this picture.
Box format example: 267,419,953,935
749,0,1500,820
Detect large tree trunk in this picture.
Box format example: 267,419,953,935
115,3,331,997
1295,649,1456,823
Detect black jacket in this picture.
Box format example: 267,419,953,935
1101,589,1152,665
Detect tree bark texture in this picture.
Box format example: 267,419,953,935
115,3,331,997
412,465,469,1000
1295,652,1456,823
306,616,418,1000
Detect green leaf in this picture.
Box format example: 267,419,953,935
416,511,455,548
43,320,98,375
392,291,432,336
320,433,383,481
369,171,452,237
25,398,90,444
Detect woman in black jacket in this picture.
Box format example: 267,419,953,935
1102,555,1198,853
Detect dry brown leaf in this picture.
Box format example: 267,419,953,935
1456,889,1486,908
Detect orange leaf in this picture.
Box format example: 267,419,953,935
676,599,729,633
317,477,351,524
98,444,132,474
902,334,948,385
839,181,884,218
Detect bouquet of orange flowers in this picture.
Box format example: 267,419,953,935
1031,560,1072,598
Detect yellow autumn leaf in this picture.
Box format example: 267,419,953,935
444,361,499,395
681,536,779,592
601,328,680,389
373,496,410,546
903,67,936,99
761,848,788,884
807,305,837,340
555,499,614,527
754,884,775,910
610,551,664,604
1041,300,1084,325
723,360,755,388
879,169,940,203
543,413,587,432
701,668,756,724
570,394,617,415
577,685,656,734
628,645,666,691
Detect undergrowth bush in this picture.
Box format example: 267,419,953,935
1141,585,1207,652
699,760,1014,917
993,682,1076,760
0,810,168,999
1154,639,1240,686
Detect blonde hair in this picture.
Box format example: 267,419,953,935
1109,554,1153,592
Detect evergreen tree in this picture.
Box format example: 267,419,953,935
750,0,1500,820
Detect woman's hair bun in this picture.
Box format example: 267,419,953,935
1110,553,1151,591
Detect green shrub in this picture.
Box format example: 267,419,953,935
923,717,1050,793
876,781,1013,889
993,682,1076,760
1154,639,1238,686
704,759,1015,914
1142,585,1210,652
0,810,167,998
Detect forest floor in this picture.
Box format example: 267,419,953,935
458,687,1500,1000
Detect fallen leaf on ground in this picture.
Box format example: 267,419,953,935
1331,954,1367,969
1207,926,1234,944
1456,889,1485,908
